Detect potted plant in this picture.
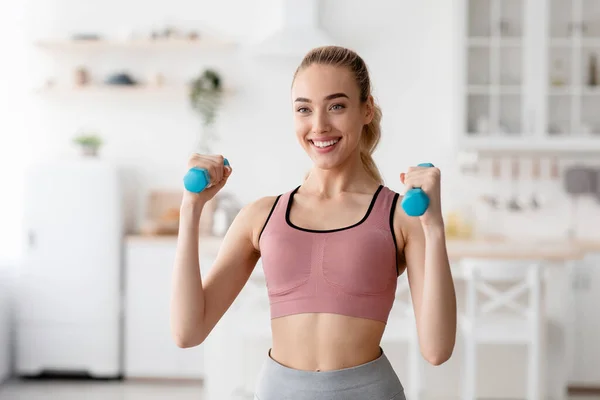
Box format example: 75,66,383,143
73,132,103,157
189,68,223,154
189,68,225,236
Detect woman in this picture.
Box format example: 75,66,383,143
171,45,457,400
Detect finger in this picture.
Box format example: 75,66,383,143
207,165,221,188
400,172,405,184
187,154,202,169
208,158,223,184
404,175,425,189
404,171,431,184
203,171,229,197
214,155,227,182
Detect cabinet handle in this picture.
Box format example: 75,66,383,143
499,19,508,36
28,231,36,249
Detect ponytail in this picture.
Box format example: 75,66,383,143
359,102,383,184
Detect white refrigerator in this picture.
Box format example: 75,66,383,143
15,158,124,378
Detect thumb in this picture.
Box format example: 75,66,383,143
203,168,231,198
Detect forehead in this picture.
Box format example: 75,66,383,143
292,64,358,99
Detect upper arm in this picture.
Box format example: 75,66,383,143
200,195,278,340
393,197,426,313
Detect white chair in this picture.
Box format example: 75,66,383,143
383,272,422,400
458,258,546,400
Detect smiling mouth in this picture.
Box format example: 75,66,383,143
309,138,341,149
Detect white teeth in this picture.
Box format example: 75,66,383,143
312,139,339,148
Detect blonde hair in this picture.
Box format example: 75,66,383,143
293,46,383,184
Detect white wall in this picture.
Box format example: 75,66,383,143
10,0,458,235
14,0,598,241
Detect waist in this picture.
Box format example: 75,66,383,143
270,313,386,371
255,346,405,399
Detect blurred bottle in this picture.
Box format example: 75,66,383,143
588,53,598,87
445,209,475,239
551,59,566,86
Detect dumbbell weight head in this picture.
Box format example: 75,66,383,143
401,162,435,217
183,158,230,193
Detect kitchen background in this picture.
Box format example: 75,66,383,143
0,0,599,399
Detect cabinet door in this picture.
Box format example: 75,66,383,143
544,0,600,142
460,0,535,147
124,241,205,379
19,161,122,325
569,253,600,386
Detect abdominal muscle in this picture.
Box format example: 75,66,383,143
268,313,386,372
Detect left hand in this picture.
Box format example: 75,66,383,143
400,166,443,227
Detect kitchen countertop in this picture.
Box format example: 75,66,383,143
444,238,599,261
125,234,600,261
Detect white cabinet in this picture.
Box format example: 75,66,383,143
569,252,600,387
16,159,123,378
0,264,12,383
458,0,600,152
124,237,221,379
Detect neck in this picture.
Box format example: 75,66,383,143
303,151,379,197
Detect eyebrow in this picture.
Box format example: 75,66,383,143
294,93,349,103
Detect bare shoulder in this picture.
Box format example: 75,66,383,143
236,195,281,253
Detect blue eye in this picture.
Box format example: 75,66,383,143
330,104,345,110
297,107,309,113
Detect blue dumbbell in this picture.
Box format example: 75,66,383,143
401,162,435,217
183,158,230,193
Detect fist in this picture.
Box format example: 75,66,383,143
400,165,442,226
184,153,232,204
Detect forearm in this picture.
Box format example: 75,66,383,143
170,200,205,347
418,224,457,364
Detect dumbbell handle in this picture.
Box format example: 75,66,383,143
183,158,230,193
401,162,434,217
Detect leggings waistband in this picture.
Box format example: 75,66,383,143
254,347,405,398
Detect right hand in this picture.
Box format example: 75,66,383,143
183,154,232,205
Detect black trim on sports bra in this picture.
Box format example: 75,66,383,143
389,192,401,277
258,194,282,242
285,185,384,233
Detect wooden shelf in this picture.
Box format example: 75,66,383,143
34,37,236,50
34,84,236,96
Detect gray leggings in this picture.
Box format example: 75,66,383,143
253,347,406,400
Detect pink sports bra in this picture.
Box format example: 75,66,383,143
258,185,401,324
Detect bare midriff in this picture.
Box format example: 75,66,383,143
269,313,387,372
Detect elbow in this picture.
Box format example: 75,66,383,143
422,347,454,366
172,332,204,348
171,325,205,349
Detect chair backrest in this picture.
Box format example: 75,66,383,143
459,258,543,321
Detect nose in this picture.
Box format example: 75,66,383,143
313,110,330,134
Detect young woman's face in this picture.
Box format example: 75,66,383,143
291,64,373,170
